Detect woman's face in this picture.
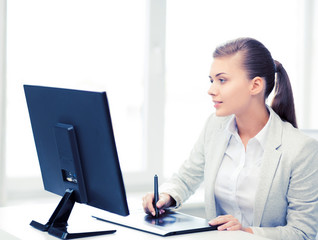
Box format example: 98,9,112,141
208,52,253,117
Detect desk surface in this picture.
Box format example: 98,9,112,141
0,202,272,240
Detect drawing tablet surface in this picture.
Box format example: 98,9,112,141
93,209,216,236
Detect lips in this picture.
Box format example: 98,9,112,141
213,100,222,108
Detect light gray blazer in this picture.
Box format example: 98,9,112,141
160,107,318,240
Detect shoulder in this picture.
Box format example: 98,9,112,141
204,113,232,131
267,107,318,153
280,121,318,155
194,113,232,147
269,112,318,170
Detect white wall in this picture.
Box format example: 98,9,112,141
0,0,7,206
1,0,318,206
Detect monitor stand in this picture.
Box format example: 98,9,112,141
30,189,116,239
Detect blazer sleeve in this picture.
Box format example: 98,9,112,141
159,114,217,208
251,137,318,240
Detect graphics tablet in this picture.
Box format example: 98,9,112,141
93,209,216,236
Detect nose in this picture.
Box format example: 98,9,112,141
208,82,217,96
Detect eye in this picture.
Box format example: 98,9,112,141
209,76,214,83
219,78,226,83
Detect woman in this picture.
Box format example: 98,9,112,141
142,38,318,240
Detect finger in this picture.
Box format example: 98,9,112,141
209,215,232,225
217,215,235,222
159,209,166,215
209,215,238,226
226,224,242,231
142,193,152,210
156,196,169,209
156,194,169,209
217,220,241,231
142,193,156,216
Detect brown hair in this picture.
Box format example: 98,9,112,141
213,37,297,128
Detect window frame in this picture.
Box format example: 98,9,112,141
0,0,7,206
1,0,167,204
1,0,317,205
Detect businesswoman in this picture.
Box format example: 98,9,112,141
142,37,318,240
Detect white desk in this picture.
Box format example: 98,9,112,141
0,202,272,240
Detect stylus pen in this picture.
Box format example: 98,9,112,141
154,174,159,218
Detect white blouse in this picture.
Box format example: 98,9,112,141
214,113,271,227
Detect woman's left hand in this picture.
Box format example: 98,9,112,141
208,215,253,233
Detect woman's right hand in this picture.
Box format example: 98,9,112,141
142,192,175,217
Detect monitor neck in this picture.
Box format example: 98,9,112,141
30,188,116,239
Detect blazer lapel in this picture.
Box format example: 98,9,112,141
204,119,231,220
253,109,283,226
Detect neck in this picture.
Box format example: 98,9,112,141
235,103,269,145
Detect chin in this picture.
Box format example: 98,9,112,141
215,109,232,117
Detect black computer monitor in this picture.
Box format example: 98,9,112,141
24,85,129,239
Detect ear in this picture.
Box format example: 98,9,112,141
249,76,265,96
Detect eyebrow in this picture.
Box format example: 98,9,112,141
209,72,227,79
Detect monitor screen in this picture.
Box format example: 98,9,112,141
24,85,129,238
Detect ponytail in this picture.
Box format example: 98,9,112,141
271,60,298,128
213,38,298,128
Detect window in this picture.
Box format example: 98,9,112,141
311,1,318,127
6,0,147,192
164,0,306,176
2,0,317,204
